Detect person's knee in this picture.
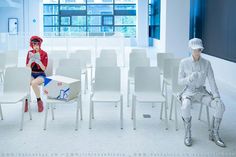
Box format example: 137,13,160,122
202,96,212,106
216,100,225,114
181,98,192,111
31,80,40,88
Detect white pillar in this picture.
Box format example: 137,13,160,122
160,0,190,57
136,0,149,47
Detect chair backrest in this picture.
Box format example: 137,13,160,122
59,58,81,69
171,66,185,93
157,53,174,73
100,49,116,57
163,58,181,80
45,58,53,76
48,50,67,71
135,67,161,93
55,66,81,80
0,53,6,70
95,56,117,67
131,48,147,54
129,52,150,78
3,67,31,94
5,50,18,67
94,67,120,92
69,49,92,69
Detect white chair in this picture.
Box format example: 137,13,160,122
5,50,18,68
169,66,210,131
132,67,168,130
89,67,123,129
0,67,31,130
157,53,174,74
45,59,53,77
48,50,67,73
162,58,181,102
44,65,82,131
131,48,147,54
127,52,149,107
69,50,92,93
0,53,6,82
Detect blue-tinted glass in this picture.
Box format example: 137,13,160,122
114,4,135,10
70,27,87,32
102,26,113,32
115,26,136,36
103,16,113,25
87,0,113,4
43,5,58,15
43,0,58,4
60,0,86,4
115,16,135,25
60,5,86,10
72,16,86,25
61,17,71,25
87,5,113,15
115,0,135,4
87,16,102,25
44,16,59,26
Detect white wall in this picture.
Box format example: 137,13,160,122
136,0,149,47
202,54,236,90
160,0,190,57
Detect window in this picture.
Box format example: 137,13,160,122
43,0,137,37
149,0,160,39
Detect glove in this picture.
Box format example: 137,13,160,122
189,72,198,82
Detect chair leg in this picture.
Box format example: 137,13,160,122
174,98,178,131
131,94,134,120
20,100,25,131
160,103,163,120
85,70,88,91
120,95,123,129
169,95,174,120
51,104,55,120
44,102,49,130
28,97,32,120
89,98,92,129
198,103,203,120
0,104,3,120
79,94,83,120
165,101,168,130
75,96,80,131
133,95,136,130
127,79,130,107
165,83,168,109
161,80,165,95
206,106,211,131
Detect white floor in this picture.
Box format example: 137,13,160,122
0,48,236,157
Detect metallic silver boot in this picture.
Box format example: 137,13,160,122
209,116,226,147
182,117,192,146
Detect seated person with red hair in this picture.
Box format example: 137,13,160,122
25,36,48,112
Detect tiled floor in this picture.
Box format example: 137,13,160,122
0,48,236,157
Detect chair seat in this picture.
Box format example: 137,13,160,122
46,96,78,104
135,92,165,102
92,91,121,102
0,93,27,103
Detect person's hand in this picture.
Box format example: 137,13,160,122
29,52,34,59
213,97,221,103
189,72,198,82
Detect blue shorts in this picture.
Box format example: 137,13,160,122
31,72,46,80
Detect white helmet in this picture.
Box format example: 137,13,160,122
188,38,204,50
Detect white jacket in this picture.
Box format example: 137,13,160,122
178,56,220,98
